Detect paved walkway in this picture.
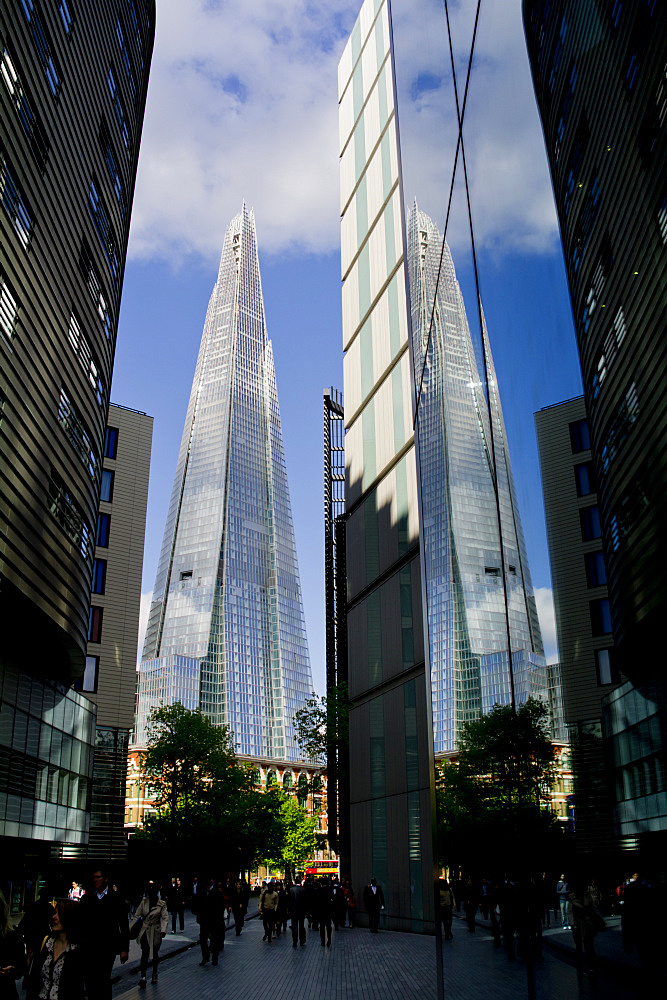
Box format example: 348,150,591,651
111,908,646,1000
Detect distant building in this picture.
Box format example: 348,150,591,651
0,0,153,907
524,2,667,858
536,396,618,854
138,207,313,760
78,404,152,861
125,748,329,846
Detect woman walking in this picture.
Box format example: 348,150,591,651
26,899,83,1000
132,884,168,988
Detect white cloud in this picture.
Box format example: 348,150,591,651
535,586,559,664
128,0,557,266
136,590,153,666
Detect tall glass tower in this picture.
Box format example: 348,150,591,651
138,206,313,759
407,203,546,753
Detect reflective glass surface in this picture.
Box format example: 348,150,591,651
141,208,313,758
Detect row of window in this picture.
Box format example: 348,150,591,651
1,44,49,172
57,387,97,480
21,0,61,99
47,471,91,562
0,146,32,248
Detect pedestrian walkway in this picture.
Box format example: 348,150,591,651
112,908,643,1000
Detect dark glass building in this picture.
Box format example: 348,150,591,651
523,0,666,676
524,2,667,859
1,0,153,899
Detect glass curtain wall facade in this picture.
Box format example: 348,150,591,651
140,207,312,760
339,0,434,933
408,205,545,753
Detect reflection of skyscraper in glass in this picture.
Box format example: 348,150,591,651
137,205,313,759
407,203,546,753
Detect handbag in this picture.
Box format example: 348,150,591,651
129,915,143,940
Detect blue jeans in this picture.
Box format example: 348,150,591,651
560,899,570,927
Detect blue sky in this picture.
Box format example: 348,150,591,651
110,0,584,691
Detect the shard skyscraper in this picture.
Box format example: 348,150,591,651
137,206,313,760
407,203,546,754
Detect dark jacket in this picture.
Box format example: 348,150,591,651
363,883,385,912
79,888,129,956
26,939,84,1000
288,884,307,918
0,929,25,1000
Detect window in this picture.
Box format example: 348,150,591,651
67,312,106,406
571,174,601,275
0,148,33,248
574,462,595,496
548,14,567,93
585,550,607,587
74,655,99,693
107,67,129,148
48,473,91,560
88,179,119,284
569,418,590,453
595,648,617,686
99,121,127,219
1,47,50,171
104,426,119,459
96,512,111,547
0,271,18,342
78,241,112,338
116,19,136,101
600,383,639,476
580,505,601,541
590,598,613,636
91,558,107,595
562,115,589,216
59,1,72,34
179,570,192,582
88,605,103,643
266,770,277,787
555,61,577,162
283,772,293,789
100,469,114,503
20,0,60,96
58,388,98,480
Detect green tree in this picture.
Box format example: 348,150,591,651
263,792,318,881
436,699,563,876
136,702,283,872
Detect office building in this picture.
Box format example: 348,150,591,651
79,403,152,861
524,2,667,855
536,395,618,854
1,0,153,902
138,206,313,761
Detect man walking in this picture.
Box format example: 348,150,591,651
363,877,385,933
289,880,307,947
80,868,129,999
260,882,279,943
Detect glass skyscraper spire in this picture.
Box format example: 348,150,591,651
408,203,545,753
138,205,313,759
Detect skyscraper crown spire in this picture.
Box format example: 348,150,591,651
138,208,313,759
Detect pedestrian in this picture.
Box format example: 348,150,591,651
198,882,227,966
27,899,84,1000
17,890,53,983
438,878,455,941
79,868,129,1000
313,879,333,946
190,876,201,919
500,878,519,961
229,880,247,936
621,872,662,985
556,874,571,929
331,879,347,930
462,877,477,932
342,880,355,927
0,891,25,1000
276,881,288,937
569,879,605,976
289,880,307,947
362,877,385,933
131,882,167,988
259,882,279,944
166,877,185,934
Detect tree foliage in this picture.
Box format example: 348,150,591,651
293,682,351,765
263,792,318,879
136,703,283,871
436,699,564,876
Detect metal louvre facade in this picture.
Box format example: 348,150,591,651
140,207,313,761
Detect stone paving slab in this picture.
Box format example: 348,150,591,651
112,908,643,1000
